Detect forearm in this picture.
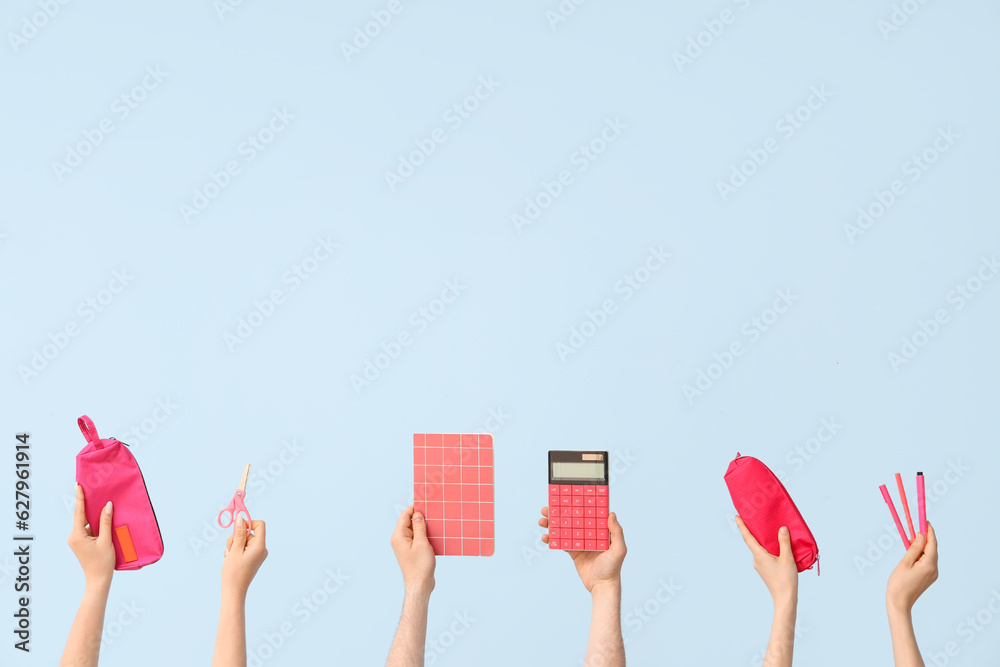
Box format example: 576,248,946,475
887,604,924,667
584,581,624,667
59,580,111,667
212,591,248,667
762,594,797,667
386,589,431,667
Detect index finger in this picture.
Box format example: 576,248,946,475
394,505,414,537
923,522,937,560
73,484,88,531
735,515,767,557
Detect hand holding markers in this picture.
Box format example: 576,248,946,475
887,523,938,613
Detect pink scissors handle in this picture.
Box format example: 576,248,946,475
217,490,251,529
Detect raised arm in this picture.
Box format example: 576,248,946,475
539,507,627,667
212,516,269,667
735,516,798,667
60,485,115,667
886,523,938,667
386,505,436,667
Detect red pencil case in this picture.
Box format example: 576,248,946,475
724,452,819,573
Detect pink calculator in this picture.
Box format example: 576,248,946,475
548,450,609,551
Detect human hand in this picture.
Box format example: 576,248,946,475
391,505,436,597
221,516,268,600
539,507,626,593
887,522,938,613
735,516,798,607
68,484,115,587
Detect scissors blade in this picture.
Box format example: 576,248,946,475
238,464,251,493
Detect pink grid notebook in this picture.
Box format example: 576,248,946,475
413,433,494,557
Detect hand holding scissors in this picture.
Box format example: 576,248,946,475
218,464,252,532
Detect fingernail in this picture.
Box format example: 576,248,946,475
779,526,788,535
237,514,244,527
413,512,424,522
104,501,113,515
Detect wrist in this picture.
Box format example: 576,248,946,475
590,578,622,598
84,574,112,593
221,584,248,605
887,597,913,618
772,590,798,612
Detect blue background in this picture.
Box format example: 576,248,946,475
2,0,998,665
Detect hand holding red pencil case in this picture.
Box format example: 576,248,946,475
76,415,164,570
725,453,820,573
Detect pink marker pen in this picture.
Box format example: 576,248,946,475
896,472,916,541
917,472,926,535
880,484,911,549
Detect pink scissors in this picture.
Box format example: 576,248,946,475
218,464,252,531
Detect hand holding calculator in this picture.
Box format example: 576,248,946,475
547,450,610,552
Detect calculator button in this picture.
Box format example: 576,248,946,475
573,518,584,529
573,539,585,550
549,527,560,538
560,517,571,528
597,508,608,518
585,529,596,540
584,496,595,506
596,485,607,496
560,485,573,495
561,496,572,506
585,518,595,528
597,540,609,551
585,540,597,551
572,507,584,517
572,485,584,495
584,485,596,495
573,529,584,539
597,528,609,541
549,538,560,549
549,506,560,517
596,496,608,507
572,496,583,506
585,507,595,517
549,485,560,495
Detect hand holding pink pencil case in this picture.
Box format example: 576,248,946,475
725,453,820,573
76,415,164,570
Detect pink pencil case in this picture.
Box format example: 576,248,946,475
75,415,164,570
725,452,819,573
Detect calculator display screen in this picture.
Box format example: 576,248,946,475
551,461,606,481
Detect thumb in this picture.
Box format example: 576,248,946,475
608,512,626,554
411,511,428,544
231,514,248,552
97,501,114,546
902,531,926,566
777,526,792,560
